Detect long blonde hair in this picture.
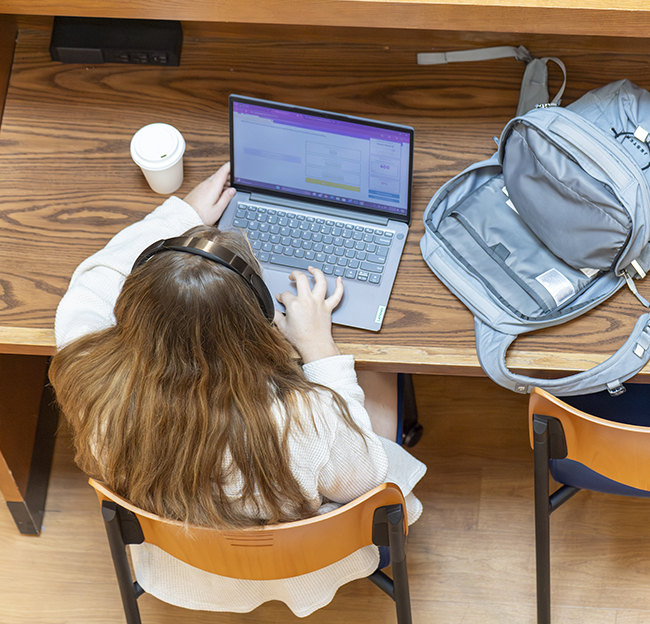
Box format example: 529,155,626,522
49,226,362,528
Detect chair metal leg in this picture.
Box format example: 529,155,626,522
533,417,552,624
549,485,580,512
368,568,395,598
102,502,143,624
386,506,412,624
399,373,423,448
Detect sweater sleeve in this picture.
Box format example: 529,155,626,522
301,355,389,503
303,355,427,510
55,196,203,349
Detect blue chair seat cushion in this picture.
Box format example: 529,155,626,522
378,545,391,569
549,458,650,497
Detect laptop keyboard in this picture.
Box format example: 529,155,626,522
233,203,393,285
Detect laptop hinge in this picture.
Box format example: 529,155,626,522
249,193,390,226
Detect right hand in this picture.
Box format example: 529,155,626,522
274,267,344,364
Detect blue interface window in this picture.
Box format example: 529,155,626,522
232,101,411,217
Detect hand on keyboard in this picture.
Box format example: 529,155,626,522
274,267,344,364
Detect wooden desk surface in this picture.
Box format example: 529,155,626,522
2,22,650,378
5,0,650,39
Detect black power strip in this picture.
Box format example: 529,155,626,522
50,17,183,66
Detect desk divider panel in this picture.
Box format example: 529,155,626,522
0,15,17,125
0,354,57,534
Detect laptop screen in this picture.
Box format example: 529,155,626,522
229,95,413,222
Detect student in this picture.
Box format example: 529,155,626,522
49,162,426,617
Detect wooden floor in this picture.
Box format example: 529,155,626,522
2,375,650,623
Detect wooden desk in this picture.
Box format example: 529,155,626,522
6,0,650,39
1,11,650,533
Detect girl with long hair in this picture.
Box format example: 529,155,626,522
50,162,426,616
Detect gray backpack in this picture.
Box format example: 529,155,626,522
421,79,650,396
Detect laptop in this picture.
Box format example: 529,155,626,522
219,94,414,331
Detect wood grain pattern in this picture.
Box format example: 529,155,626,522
0,327,55,355
2,24,650,377
3,0,650,38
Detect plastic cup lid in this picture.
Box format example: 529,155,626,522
130,123,185,171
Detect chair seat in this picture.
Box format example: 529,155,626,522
549,458,650,498
89,478,414,624
531,385,650,624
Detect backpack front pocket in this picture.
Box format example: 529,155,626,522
436,176,596,320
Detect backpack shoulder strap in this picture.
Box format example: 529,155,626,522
516,56,566,115
475,314,650,396
417,45,566,115
417,45,534,65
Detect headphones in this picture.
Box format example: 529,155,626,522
132,235,276,322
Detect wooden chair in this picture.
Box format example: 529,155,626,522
529,386,650,624
88,478,413,623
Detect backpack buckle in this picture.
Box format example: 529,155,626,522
606,381,626,396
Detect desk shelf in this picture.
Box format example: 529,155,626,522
4,0,650,39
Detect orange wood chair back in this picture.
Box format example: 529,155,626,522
89,478,406,580
529,387,650,492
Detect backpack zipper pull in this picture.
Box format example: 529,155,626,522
624,269,650,307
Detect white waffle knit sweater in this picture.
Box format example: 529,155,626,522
54,196,426,617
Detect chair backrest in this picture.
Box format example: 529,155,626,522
89,478,407,581
529,387,650,491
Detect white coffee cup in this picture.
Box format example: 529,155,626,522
130,123,186,194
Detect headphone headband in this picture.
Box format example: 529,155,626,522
132,235,275,322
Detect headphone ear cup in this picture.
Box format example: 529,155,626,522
249,273,276,322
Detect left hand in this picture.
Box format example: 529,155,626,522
183,162,235,225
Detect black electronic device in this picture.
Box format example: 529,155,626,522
133,236,276,323
50,17,183,66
